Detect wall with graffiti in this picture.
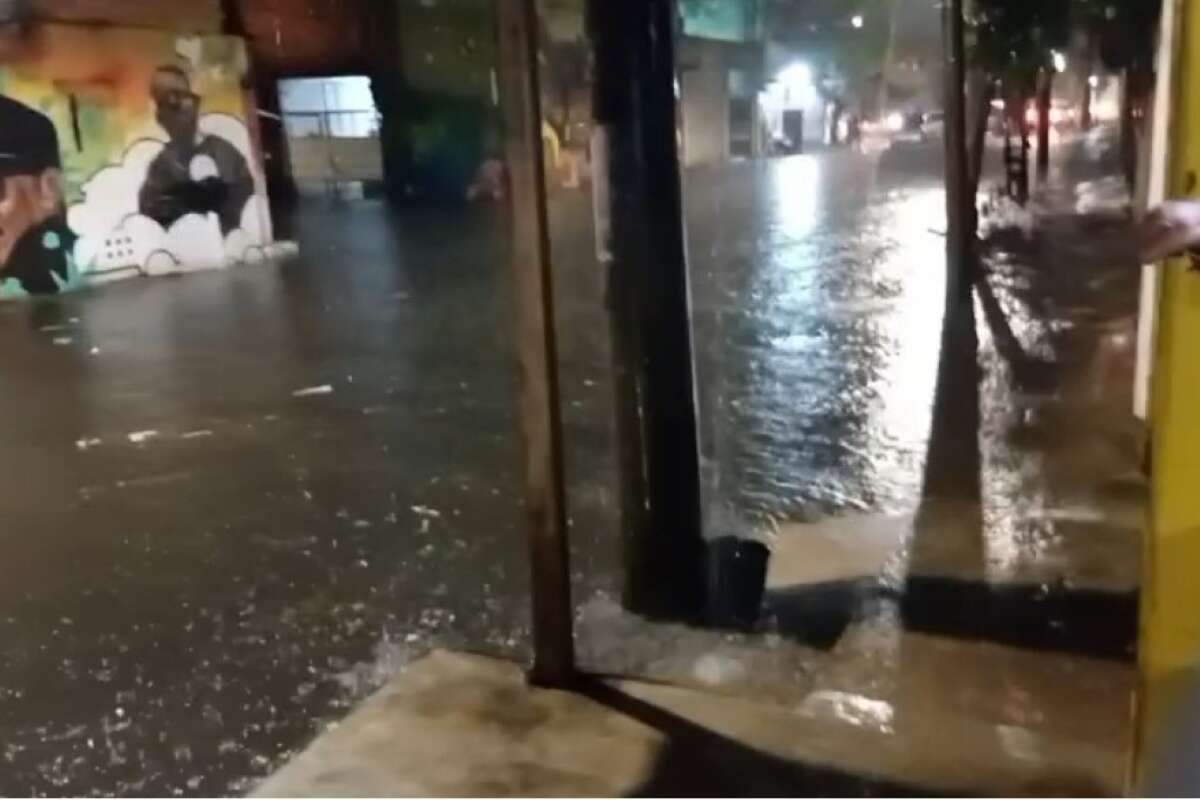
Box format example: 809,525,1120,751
0,24,272,298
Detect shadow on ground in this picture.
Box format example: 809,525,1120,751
576,679,937,798
758,274,1138,662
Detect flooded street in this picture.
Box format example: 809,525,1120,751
0,137,1142,795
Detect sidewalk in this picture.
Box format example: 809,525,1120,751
254,650,1122,797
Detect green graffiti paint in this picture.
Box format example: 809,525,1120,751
0,278,30,300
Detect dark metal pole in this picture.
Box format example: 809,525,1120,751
1036,68,1052,177
943,0,972,304
496,0,575,686
590,0,706,620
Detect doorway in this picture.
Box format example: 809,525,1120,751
278,75,384,199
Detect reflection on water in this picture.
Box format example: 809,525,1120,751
693,149,948,523
772,156,822,241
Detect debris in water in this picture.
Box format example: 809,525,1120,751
76,438,102,451
411,505,442,519
293,385,334,398
127,430,160,445
52,336,73,346
181,430,214,440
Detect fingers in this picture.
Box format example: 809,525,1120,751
1139,201,1200,263
1140,224,1194,264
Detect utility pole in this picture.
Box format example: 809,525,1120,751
589,0,707,621
877,0,902,120
496,0,575,686
1036,67,1052,177
943,0,972,305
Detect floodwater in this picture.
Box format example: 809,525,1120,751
0,135,1142,795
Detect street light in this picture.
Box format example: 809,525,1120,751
1052,50,1067,74
851,14,864,28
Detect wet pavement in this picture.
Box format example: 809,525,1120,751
254,649,1125,799
0,134,1143,795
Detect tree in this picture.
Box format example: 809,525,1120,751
969,0,1070,202
1073,0,1161,188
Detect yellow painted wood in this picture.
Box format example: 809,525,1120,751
1141,0,1200,778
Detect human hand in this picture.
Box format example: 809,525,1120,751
1139,200,1200,263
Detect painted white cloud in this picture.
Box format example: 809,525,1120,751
223,195,271,266
68,114,272,278
68,138,163,264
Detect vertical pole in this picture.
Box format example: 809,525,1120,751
590,0,707,620
496,0,575,685
877,0,902,120
1036,69,1052,177
943,0,972,304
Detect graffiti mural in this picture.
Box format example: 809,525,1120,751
0,24,272,297
0,95,76,294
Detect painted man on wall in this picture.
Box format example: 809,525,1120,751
139,65,255,235
0,95,75,295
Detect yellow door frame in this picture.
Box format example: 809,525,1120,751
1137,0,1200,790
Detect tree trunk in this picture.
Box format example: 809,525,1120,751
1080,34,1099,130
1081,82,1093,131
1120,68,1141,190
1036,69,1052,177
1017,90,1031,203
966,69,994,237
999,85,1032,204
877,0,901,119
943,0,972,305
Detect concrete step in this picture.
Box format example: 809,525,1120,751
254,649,1129,797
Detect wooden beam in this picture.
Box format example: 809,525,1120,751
496,0,576,686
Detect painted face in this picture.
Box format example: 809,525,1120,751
152,70,201,145
0,171,63,271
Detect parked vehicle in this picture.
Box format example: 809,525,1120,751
921,110,945,140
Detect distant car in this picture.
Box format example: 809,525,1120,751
921,111,945,140
1023,101,1080,132
886,109,926,143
